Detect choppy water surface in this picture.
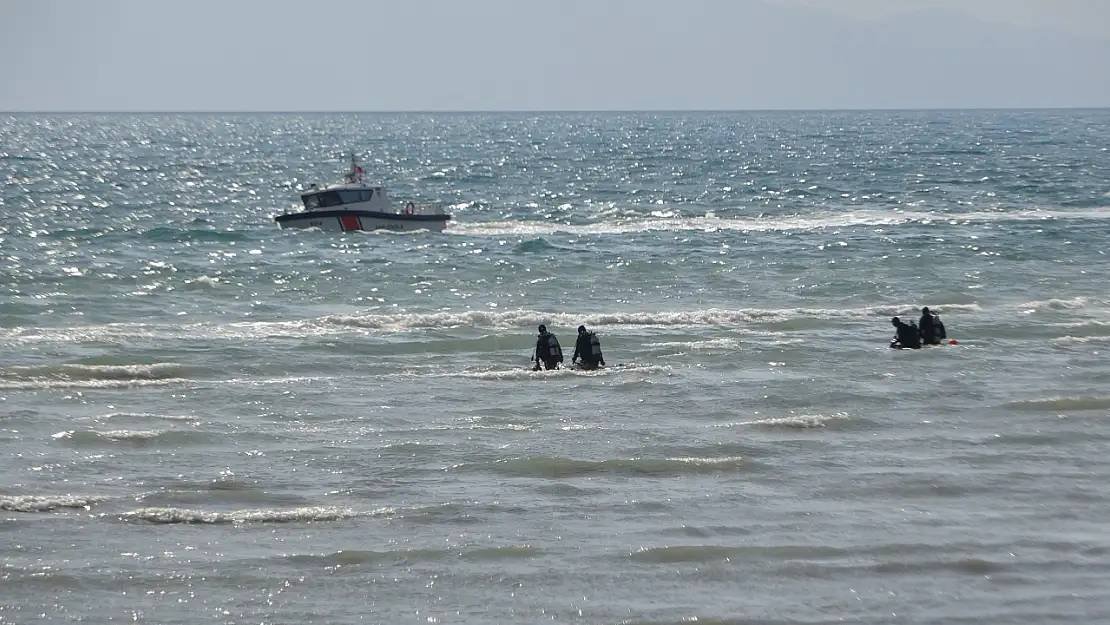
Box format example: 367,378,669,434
2,111,1110,624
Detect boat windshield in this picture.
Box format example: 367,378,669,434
303,189,373,209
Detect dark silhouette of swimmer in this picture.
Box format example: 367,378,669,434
890,316,921,349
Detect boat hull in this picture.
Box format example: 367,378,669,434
274,209,449,233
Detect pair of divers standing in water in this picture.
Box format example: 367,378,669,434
532,324,606,371
890,307,947,349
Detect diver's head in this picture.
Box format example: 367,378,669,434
922,306,930,315
538,324,547,334
578,325,587,334
891,317,900,326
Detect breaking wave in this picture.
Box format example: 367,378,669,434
0,363,190,389
450,455,751,478
94,412,203,424
0,304,984,344
0,494,105,513
1017,296,1102,312
644,338,743,350
314,304,983,332
119,505,396,525
710,413,853,429
51,429,209,444
1001,395,1110,412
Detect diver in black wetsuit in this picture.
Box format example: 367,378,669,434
571,325,606,370
890,316,922,349
918,306,948,345
918,307,940,345
531,325,564,371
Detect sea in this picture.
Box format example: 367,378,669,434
2,110,1109,624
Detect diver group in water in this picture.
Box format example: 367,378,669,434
531,324,606,371
890,307,949,349
528,306,952,371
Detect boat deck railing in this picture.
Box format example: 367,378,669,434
397,202,447,216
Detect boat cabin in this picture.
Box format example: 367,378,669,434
302,187,383,210
300,181,398,213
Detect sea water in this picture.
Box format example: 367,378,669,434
2,110,1109,624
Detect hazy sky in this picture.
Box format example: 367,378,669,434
1,0,1107,111
782,0,1110,37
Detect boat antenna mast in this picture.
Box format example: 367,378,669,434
344,152,364,184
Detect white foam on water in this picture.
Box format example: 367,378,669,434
96,429,166,441
119,505,396,525
95,412,203,424
0,362,191,389
1017,296,1100,311
711,413,852,429
0,494,105,513
0,378,187,390
0,304,987,345
451,363,672,381
445,206,1110,238
1,362,187,380
643,338,743,350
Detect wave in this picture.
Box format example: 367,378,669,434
184,275,222,288
95,411,202,424
451,455,751,478
403,421,534,434
281,544,540,568
133,483,316,509
1017,296,1102,311
628,544,846,564
294,303,988,331
51,429,209,445
144,226,249,243
710,412,852,429
628,545,1011,579
446,206,1110,238
967,430,1105,448
0,304,984,345
0,378,185,390
1000,395,1110,412
644,338,742,350
871,557,1006,575
611,620,764,625
0,362,191,389
512,237,562,253
2,362,187,380
1052,335,1110,346
119,505,396,525
377,441,449,456
0,494,104,513
451,363,671,381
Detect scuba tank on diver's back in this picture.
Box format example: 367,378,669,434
543,332,563,361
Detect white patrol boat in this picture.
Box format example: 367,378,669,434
273,154,451,232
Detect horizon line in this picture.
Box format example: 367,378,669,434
3,106,1109,115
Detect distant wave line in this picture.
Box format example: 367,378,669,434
445,206,1110,237
0,304,987,344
